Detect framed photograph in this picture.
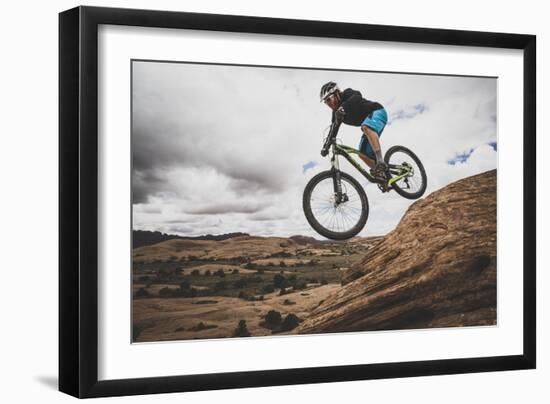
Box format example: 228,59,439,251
59,6,536,398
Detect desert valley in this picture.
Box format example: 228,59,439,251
133,170,497,342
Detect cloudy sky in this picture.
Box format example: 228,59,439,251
132,60,496,238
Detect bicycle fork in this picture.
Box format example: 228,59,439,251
330,150,347,205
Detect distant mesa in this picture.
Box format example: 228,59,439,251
132,230,250,248
288,235,323,245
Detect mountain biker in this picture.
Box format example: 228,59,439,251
320,81,389,182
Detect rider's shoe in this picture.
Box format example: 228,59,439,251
371,161,389,184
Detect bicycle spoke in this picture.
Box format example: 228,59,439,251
308,174,366,235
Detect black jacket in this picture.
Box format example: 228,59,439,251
332,88,383,126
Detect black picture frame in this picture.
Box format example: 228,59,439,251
59,5,536,399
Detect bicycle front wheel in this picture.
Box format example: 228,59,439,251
303,170,369,240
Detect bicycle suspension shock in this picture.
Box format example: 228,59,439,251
331,146,343,204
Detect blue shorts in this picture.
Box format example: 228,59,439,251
358,108,388,158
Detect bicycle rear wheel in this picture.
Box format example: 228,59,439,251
303,170,369,240
384,145,427,199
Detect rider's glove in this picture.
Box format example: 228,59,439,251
335,106,346,122
320,148,329,157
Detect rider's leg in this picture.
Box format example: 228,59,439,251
360,108,388,166
361,125,384,164
358,136,376,168
358,153,376,168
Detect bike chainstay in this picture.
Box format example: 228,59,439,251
387,163,413,187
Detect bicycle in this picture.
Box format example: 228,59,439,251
303,120,427,240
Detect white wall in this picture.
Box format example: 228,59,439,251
0,0,546,402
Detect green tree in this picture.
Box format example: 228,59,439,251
134,288,150,298
265,310,282,327
273,274,288,289
233,320,251,337
262,284,275,294
281,314,300,331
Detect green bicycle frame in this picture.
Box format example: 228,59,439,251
330,143,413,187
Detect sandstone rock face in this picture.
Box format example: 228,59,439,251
298,170,497,333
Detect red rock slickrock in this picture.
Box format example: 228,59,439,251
298,169,497,333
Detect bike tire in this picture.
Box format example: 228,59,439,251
302,170,369,240
384,145,427,200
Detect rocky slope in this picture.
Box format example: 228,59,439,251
298,169,497,333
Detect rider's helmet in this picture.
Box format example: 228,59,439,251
320,81,339,102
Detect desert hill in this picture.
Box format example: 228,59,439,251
133,235,301,263
133,232,382,264
298,169,497,333
132,231,381,341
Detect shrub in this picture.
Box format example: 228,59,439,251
283,299,295,305
233,320,251,337
294,281,307,290
186,287,198,298
234,278,249,289
262,284,275,294
204,270,211,276
273,274,288,289
264,310,282,327
132,324,144,341
255,268,265,274
190,269,200,276
159,287,174,297
321,279,328,285
232,269,240,274
288,274,297,282
215,269,226,277
190,322,217,331
279,261,286,267
238,291,250,300
250,275,262,283
134,287,150,298
214,280,227,291
280,314,300,331
179,280,191,291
